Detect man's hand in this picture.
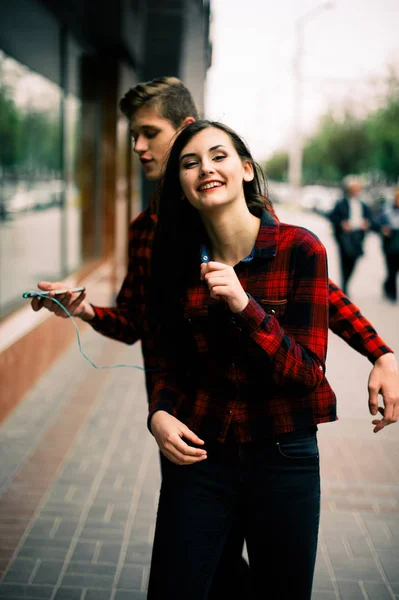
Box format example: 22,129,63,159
201,261,249,313
341,220,351,232
31,281,94,321
150,411,207,465
361,219,371,231
368,353,399,433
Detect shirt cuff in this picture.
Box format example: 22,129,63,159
88,305,104,328
368,345,394,364
147,402,175,434
231,294,272,332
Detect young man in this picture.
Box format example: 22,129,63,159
32,76,399,594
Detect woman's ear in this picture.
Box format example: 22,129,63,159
243,161,255,182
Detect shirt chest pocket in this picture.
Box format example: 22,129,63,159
183,305,209,353
258,298,288,322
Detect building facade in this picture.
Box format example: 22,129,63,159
0,0,212,420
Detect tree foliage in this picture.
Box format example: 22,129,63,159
302,112,370,183
264,151,289,182
264,66,399,184
0,82,61,175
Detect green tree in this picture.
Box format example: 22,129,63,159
366,75,399,182
264,151,289,182
0,85,22,168
302,112,370,184
21,110,61,173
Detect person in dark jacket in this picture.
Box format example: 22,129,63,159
329,176,372,295
379,187,399,301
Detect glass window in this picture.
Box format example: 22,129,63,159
0,49,82,317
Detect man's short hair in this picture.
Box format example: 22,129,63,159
119,76,199,128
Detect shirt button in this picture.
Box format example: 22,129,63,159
318,365,323,371
270,309,276,315
229,410,233,415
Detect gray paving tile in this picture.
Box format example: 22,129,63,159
29,518,79,540
53,589,83,600
117,565,145,590
363,581,395,599
1,557,37,585
69,541,97,563
17,543,69,562
84,591,112,600
124,543,152,565
65,562,116,577
19,537,72,556
311,593,337,599
31,561,64,585
336,581,365,599
390,580,399,595
114,592,146,600
79,526,125,542
61,573,114,588
334,560,384,583
377,551,399,582
0,583,54,598
96,543,122,564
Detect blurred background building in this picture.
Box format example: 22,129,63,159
0,0,212,420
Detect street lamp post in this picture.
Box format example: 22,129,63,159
288,1,335,195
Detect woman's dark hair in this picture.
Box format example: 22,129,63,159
150,120,274,333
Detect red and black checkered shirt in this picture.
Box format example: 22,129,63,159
90,206,393,406
148,210,337,441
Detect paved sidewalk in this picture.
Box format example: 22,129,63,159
0,210,398,600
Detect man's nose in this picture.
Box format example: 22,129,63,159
134,135,147,154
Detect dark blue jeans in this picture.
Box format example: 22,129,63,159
148,427,320,600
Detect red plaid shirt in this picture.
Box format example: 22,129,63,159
90,207,393,402
148,211,337,441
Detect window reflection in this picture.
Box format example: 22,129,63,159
0,50,82,316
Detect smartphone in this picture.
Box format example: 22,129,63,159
22,287,86,299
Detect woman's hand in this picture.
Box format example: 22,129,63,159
150,411,207,465
31,281,94,321
201,261,249,313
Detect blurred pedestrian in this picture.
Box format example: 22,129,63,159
147,119,334,600
329,175,372,295
380,187,399,301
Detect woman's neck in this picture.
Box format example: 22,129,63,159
201,203,261,266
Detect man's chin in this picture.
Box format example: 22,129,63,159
144,169,161,182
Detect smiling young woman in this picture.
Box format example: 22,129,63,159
147,120,336,600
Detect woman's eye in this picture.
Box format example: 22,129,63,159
146,131,158,139
183,161,198,169
213,155,226,161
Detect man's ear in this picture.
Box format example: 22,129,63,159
243,162,255,182
180,116,196,130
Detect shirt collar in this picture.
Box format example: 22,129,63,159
200,209,279,264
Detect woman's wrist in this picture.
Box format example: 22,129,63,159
230,291,249,313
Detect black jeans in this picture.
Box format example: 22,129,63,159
383,253,399,300
338,245,359,294
148,428,320,600
159,452,249,598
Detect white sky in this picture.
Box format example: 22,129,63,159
205,0,399,161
